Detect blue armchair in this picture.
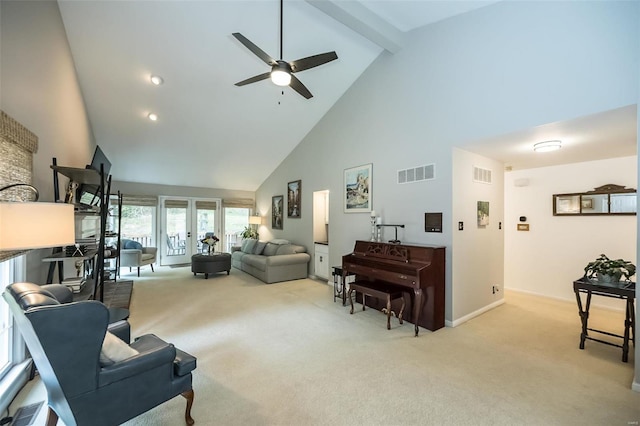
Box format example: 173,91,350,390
3,282,196,426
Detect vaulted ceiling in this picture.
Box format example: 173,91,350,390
56,0,500,191
57,0,636,191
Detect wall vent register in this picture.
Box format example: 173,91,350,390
473,166,492,184
398,164,435,184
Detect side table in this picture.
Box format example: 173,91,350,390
332,266,354,306
573,277,636,362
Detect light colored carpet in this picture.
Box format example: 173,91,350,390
14,266,640,425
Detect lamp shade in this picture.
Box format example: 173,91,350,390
248,215,262,225
0,202,75,250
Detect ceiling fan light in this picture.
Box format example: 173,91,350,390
533,140,562,152
150,75,164,85
271,69,291,86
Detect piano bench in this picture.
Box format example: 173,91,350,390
348,281,405,330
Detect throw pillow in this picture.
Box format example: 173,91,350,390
262,243,279,256
123,239,143,250
241,239,257,254
253,241,267,255
269,239,290,245
99,331,139,366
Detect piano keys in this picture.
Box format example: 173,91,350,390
342,240,445,335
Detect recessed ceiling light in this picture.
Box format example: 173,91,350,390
148,113,158,121
150,75,164,85
533,140,562,152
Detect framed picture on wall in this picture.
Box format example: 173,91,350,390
477,201,490,227
287,180,301,218
272,195,284,229
344,163,372,213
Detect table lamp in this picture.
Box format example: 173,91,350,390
0,184,75,251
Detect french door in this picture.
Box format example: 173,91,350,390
159,197,221,266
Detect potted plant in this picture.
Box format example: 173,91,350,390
584,254,636,283
240,225,259,240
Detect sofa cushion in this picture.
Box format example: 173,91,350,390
242,254,268,271
269,239,290,245
241,239,257,254
276,244,307,255
262,243,279,256
254,241,267,255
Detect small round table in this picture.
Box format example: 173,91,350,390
191,253,231,279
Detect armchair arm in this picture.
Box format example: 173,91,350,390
120,249,143,267
142,247,158,256
98,334,176,387
107,319,131,343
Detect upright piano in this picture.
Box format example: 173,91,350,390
342,240,445,335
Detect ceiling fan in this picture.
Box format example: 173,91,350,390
232,0,338,99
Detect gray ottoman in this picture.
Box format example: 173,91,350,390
191,253,231,279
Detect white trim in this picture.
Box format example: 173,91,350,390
449,299,505,327
505,286,626,313
0,359,32,414
632,380,640,393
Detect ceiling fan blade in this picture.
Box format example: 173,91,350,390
290,52,338,73
232,33,276,66
235,72,271,87
289,74,313,99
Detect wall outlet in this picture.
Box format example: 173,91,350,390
492,285,500,294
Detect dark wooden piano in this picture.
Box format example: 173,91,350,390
342,240,445,335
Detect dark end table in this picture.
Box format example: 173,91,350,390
573,277,636,362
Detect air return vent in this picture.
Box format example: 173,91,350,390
473,166,492,184
10,401,43,426
398,164,435,184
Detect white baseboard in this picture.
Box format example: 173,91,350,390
633,379,640,393
449,298,505,327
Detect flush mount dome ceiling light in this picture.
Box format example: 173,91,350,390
147,113,158,121
150,75,164,85
533,140,562,152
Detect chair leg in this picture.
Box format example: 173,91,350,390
46,407,58,426
137,267,140,277
150,264,155,272
182,389,195,425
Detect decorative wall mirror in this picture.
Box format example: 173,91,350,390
553,184,636,216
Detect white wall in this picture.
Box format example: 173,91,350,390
255,0,639,324
1,0,95,284
505,157,637,310
452,149,505,323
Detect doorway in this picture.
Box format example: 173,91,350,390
159,197,221,266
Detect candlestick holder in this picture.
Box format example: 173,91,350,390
370,216,377,241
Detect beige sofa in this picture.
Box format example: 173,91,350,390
231,239,310,283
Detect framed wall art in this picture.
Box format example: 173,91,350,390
287,180,301,218
344,163,372,213
477,201,490,227
272,195,283,229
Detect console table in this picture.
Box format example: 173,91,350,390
573,277,635,362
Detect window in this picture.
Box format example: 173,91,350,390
0,256,26,381
224,208,250,252
121,205,156,247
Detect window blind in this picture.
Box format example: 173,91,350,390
121,194,158,207
195,200,217,210
0,110,38,262
222,198,254,209
164,199,188,209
